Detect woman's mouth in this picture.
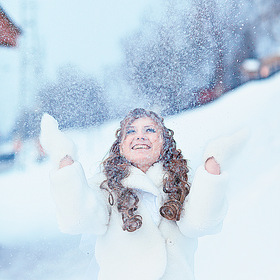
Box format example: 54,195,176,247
132,144,151,150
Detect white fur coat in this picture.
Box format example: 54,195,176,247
50,162,228,280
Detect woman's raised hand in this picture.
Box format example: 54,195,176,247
203,128,250,173
204,157,221,175
40,113,77,169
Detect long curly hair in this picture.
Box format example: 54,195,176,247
100,108,190,232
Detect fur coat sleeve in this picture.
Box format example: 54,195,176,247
177,166,229,237
49,162,109,235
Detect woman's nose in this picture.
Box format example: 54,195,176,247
136,131,147,140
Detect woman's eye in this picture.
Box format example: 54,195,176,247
146,128,156,133
126,129,136,135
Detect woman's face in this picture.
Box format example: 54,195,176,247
120,117,163,173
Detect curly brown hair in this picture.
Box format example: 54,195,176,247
100,108,190,232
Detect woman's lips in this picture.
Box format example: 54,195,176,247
132,144,151,150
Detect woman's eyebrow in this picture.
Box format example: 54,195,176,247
126,125,135,130
144,125,156,128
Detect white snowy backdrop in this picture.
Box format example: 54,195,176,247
0,0,280,279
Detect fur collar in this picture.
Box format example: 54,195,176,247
122,162,165,197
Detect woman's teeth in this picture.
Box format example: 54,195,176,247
132,144,150,150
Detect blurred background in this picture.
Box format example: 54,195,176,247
1,0,280,158
1,0,280,279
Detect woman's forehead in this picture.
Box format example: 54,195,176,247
126,117,160,127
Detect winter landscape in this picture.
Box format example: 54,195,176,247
1,0,280,279
1,73,280,279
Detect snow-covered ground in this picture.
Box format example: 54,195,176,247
1,72,280,279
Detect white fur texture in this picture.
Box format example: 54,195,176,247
49,162,109,235
49,161,229,280
39,113,77,168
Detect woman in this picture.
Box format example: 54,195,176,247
40,108,233,280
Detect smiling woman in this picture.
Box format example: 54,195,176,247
39,108,236,280
100,108,190,233
120,116,163,172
